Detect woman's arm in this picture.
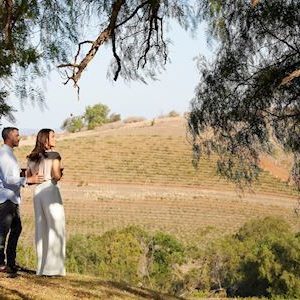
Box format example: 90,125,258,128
51,159,62,182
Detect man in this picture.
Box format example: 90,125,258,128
0,127,43,275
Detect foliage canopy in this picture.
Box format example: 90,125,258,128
1,0,299,187
188,0,300,187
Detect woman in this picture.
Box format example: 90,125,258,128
27,129,65,276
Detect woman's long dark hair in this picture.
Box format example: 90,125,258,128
27,129,54,162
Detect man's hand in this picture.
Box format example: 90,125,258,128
26,174,44,184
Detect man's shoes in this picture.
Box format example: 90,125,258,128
0,265,18,277
6,265,18,274
0,264,6,273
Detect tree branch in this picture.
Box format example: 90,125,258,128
115,1,149,29
4,0,14,48
58,0,126,86
111,30,121,81
74,41,94,63
281,69,300,86
251,0,261,8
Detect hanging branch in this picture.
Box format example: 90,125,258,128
281,69,300,86
4,0,14,48
251,0,261,7
57,0,150,86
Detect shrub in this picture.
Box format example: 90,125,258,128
168,110,180,117
235,218,300,299
67,226,150,283
97,227,148,283
61,116,84,133
204,217,300,299
108,113,121,123
84,103,110,129
67,234,97,274
147,232,186,292
63,218,300,298
66,227,186,293
123,116,146,123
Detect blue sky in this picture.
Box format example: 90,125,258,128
3,22,214,134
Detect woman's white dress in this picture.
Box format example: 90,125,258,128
28,153,66,276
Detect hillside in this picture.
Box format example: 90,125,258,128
16,117,295,193
13,117,299,245
1,117,298,299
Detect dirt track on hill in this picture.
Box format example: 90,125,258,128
59,182,298,209
20,182,300,242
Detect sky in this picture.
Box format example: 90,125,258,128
2,22,214,134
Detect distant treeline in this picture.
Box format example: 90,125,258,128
62,102,182,133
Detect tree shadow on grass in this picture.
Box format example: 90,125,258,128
108,281,185,300
23,275,148,299
0,273,186,299
68,278,185,300
0,285,32,300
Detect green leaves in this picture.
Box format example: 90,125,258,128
0,0,79,120
189,0,300,188
84,103,110,130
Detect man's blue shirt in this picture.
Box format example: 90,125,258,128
0,144,26,205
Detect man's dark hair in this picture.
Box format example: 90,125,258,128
2,127,19,141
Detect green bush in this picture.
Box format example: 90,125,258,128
203,217,300,299
66,235,92,273
97,227,148,283
48,218,300,298
67,226,150,282
84,103,110,129
61,116,84,133
66,227,186,293
147,231,186,292
236,218,300,298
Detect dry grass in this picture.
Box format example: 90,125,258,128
14,117,299,245
19,182,300,246
2,118,299,299
0,272,181,300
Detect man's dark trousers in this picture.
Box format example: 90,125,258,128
0,200,22,267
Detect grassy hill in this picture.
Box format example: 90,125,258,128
15,117,299,243
2,117,299,299
16,117,296,193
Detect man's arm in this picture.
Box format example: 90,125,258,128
0,153,26,187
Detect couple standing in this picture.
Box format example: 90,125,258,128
0,127,65,276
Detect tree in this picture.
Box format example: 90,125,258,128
1,1,299,189
0,0,79,121
84,103,110,130
57,0,195,89
188,1,300,189
205,217,300,298
0,0,196,118
61,115,84,133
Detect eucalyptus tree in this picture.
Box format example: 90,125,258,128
1,1,299,188
0,0,80,120
188,0,300,188
0,0,195,119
